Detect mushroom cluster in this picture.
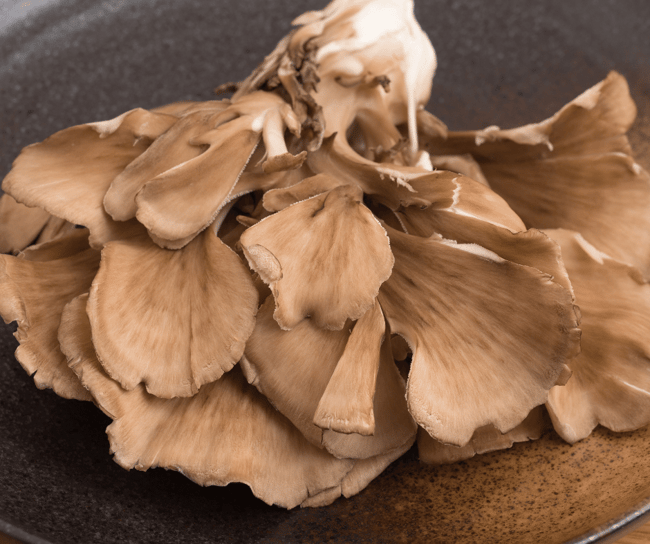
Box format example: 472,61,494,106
1,0,650,509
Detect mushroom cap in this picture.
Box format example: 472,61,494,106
378,225,580,446
394,173,573,293
241,182,394,330
545,229,650,443
0,231,99,400
0,194,52,254
87,228,258,398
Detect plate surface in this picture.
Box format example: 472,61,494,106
1,1,650,543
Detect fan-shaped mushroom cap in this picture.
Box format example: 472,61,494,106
422,72,650,278
395,174,573,293
0,194,51,254
103,103,230,222
61,294,359,509
87,229,258,399
418,405,549,464
133,115,260,247
241,183,394,330
242,297,416,460
545,229,650,443
377,225,580,447
313,300,384,435
2,108,176,249
263,173,344,212
0,232,99,399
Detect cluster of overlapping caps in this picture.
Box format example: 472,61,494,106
1,0,649,509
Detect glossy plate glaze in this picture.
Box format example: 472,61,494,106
1,1,649,543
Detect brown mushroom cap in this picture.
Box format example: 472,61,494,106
61,294,360,509
103,103,230,222
242,296,416,460
545,229,650,443
313,300,385,436
2,108,176,249
0,232,99,399
87,229,258,399
0,194,52,254
133,115,260,247
262,173,344,212
422,72,650,279
241,183,394,330
378,225,580,447
395,174,573,293
418,405,549,464
112,92,308,248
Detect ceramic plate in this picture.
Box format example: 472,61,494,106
1,1,650,542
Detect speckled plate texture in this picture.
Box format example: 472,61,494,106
1,1,650,543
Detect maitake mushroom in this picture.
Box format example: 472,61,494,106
1,0,649,508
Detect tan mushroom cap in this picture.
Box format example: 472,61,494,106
61,294,359,509
545,229,650,443
395,174,573,293
321,330,417,459
313,300,385,436
241,183,394,330
104,103,230,222
242,297,416,460
134,115,260,247
405,172,525,233
0,233,100,400
87,229,258,399
0,194,52,254
2,108,176,249
378,225,580,447
422,72,650,278
418,405,549,464
262,173,344,212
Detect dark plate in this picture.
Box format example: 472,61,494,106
1,1,650,543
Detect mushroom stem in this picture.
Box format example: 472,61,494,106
262,108,290,159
